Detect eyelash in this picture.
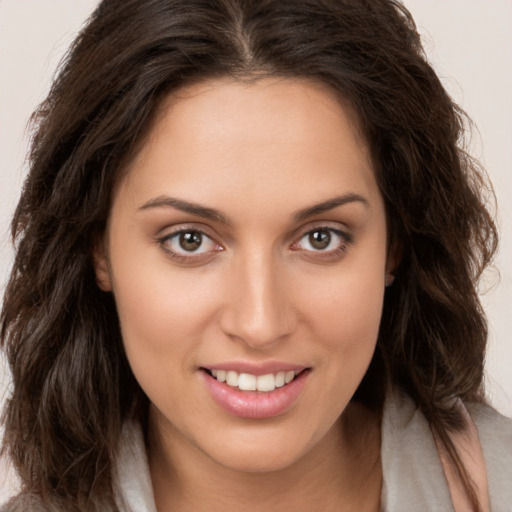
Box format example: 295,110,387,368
290,227,353,261
157,228,222,264
157,226,353,264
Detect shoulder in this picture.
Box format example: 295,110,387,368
467,401,512,510
380,388,453,511
0,422,149,512
0,493,50,512
381,388,512,511
467,400,512,447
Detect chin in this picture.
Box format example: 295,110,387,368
196,425,322,475
210,446,305,474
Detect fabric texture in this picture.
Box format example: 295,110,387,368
466,401,512,512
2,388,511,511
380,390,512,511
380,389,454,510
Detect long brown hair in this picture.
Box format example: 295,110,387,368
1,0,497,510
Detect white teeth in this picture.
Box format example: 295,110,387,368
209,369,300,392
275,371,285,388
226,371,238,386
285,371,295,384
238,373,257,391
257,373,275,392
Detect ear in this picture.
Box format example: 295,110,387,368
385,238,402,287
92,237,113,292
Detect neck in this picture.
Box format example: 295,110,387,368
148,402,382,512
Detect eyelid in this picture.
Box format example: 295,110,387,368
290,224,353,257
292,222,353,244
155,222,353,264
156,225,224,263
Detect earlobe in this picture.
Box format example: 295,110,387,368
385,238,402,287
92,239,113,292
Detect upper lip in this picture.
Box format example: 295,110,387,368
201,361,309,376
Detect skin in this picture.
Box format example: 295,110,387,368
95,77,390,511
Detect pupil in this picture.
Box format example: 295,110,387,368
309,230,331,249
179,232,202,251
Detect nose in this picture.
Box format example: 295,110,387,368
219,250,295,349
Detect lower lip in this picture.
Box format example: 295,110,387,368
202,370,309,419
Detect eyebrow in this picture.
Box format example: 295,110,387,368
293,193,369,221
138,193,369,224
138,196,232,225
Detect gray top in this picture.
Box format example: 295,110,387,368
381,390,512,511
381,389,454,510
3,389,512,511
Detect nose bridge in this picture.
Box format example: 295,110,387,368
221,245,293,348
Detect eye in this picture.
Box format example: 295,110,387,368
293,227,351,254
159,229,221,260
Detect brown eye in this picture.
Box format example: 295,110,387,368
160,229,220,258
293,227,351,256
308,229,331,250
179,231,202,251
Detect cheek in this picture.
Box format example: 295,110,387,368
301,265,385,343
295,257,385,393
108,240,222,367
109,260,224,417
312,292,383,374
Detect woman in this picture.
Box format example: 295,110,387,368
1,0,511,511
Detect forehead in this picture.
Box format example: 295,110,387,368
117,77,378,214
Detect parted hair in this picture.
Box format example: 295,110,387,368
1,0,497,510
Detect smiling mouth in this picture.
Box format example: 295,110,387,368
202,368,305,393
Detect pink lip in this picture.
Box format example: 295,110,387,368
201,368,310,419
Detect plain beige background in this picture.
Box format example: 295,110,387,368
1,0,511,501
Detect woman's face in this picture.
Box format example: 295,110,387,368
96,78,390,473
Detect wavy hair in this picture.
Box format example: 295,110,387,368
1,0,497,510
